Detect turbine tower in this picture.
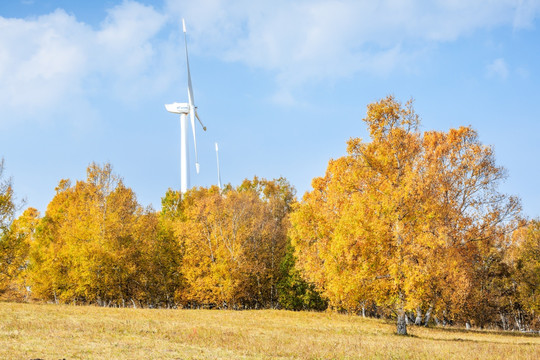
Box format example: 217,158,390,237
165,19,206,194
215,142,222,190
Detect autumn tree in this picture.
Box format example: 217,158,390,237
0,159,23,295
175,178,294,309
28,163,181,307
238,177,297,305
505,220,540,330
418,125,521,327
290,96,520,334
132,208,183,307
0,159,15,234
276,241,328,311
0,208,40,299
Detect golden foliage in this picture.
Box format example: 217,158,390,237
175,178,295,308
26,163,181,307
290,96,521,333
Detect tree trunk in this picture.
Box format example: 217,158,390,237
515,313,523,331
424,305,433,326
500,313,507,330
414,307,422,325
397,309,408,335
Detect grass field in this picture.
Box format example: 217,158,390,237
1,302,539,359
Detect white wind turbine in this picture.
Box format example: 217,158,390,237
165,19,206,194
215,142,222,190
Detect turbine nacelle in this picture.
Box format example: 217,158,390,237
165,102,190,114
166,103,207,130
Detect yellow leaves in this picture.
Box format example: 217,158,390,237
26,163,165,305
0,159,15,232
291,95,521,326
174,178,293,308
507,220,540,313
364,96,420,142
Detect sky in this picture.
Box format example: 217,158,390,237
1,0,539,218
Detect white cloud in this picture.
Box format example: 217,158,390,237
0,10,89,119
165,0,540,98
1,0,538,124
0,1,170,126
95,1,166,76
486,58,509,79
513,0,540,28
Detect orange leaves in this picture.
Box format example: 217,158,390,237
27,163,158,305
290,96,521,330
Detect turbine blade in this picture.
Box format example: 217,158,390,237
183,20,195,108
195,109,207,131
190,107,199,174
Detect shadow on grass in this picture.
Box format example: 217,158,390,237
422,325,540,338
418,336,539,346
393,333,419,338
410,327,539,346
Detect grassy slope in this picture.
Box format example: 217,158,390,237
1,302,539,359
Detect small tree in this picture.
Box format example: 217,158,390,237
0,159,19,294
0,159,15,236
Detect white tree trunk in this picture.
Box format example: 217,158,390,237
415,307,423,325
424,305,433,326
397,309,408,335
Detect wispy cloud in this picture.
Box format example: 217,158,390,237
486,58,509,79
513,0,540,28
166,0,540,98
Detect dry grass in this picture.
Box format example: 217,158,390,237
1,302,539,359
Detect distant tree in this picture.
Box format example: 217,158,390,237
277,241,327,311
161,189,183,221
133,209,183,308
0,159,15,236
1,207,40,299
505,220,540,330
28,163,180,307
0,161,40,298
1,159,34,296
290,96,520,334
175,178,294,308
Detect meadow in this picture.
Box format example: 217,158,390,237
1,302,539,359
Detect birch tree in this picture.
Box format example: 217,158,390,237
290,96,520,334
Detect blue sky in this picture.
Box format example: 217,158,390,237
1,0,539,218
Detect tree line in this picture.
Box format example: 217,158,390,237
1,96,538,335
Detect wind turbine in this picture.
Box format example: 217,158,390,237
165,19,206,194
215,142,222,190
